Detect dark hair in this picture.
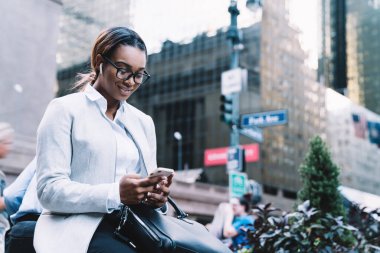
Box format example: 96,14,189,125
73,26,147,91
239,197,250,213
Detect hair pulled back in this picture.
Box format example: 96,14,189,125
73,27,147,91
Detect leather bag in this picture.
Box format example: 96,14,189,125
114,196,232,253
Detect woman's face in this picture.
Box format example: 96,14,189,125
232,202,246,216
100,45,147,102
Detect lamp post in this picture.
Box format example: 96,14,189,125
173,131,182,171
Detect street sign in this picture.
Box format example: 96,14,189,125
221,68,247,95
241,109,288,128
239,126,263,143
226,146,243,171
229,171,248,198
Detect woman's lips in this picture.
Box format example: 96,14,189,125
118,85,132,96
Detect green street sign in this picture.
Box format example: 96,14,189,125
229,171,247,198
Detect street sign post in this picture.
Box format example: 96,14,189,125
229,171,248,198
226,146,243,171
239,126,263,143
241,109,288,128
221,68,247,95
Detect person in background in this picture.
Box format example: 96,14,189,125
223,197,255,251
0,123,14,253
0,123,13,160
207,202,232,240
2,158,41,253
34,27,172,253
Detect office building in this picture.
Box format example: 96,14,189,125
326,88,380,195
260,1,326,197
0,0,62,180
57,0,134,96
320,0,347,94
346,0,380,115
320,0,380,114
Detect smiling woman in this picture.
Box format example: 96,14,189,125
34,27,173,253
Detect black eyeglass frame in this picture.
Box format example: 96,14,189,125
101,55,151,85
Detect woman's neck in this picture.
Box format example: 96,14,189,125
93,81,120,120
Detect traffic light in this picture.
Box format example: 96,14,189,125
220,94,233,125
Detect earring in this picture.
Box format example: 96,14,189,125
99,63,103,75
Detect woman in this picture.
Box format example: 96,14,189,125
34,27,172,253
223,197,254,251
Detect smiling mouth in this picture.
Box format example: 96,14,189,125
118,85,133,93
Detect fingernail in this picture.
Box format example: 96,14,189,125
161,176,167,181
147,192,151,197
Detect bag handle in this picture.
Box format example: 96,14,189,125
167,196,188,219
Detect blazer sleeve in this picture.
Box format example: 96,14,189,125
4,157,36,216
36,99,112,213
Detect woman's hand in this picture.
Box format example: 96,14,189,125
145,174,173,208
119,174,167,205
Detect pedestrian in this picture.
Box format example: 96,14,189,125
223,197,255,251
0,123,14,253
0,123,13,159
2,157,41,253
34,26,173,253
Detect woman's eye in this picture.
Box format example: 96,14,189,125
118,69,130,75
135,73,144,79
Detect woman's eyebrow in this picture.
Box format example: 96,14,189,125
115,61,145,70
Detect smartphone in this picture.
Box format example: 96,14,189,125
149,167,174,178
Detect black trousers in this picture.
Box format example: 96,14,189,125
5,220,36,253
5,213,138,253
87,213,138,253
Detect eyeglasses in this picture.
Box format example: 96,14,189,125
101,55,150,85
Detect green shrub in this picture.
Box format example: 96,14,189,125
298,136,345,218
244,201,357,252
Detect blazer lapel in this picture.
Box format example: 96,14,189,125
118,107,151,177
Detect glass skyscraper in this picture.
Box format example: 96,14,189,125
260,0,326,196
346,0,380,114
321,0,380,114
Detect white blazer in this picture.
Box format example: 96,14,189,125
34,85,157,253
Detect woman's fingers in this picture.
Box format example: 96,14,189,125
146,192,167,207
139,176,167,187
119,174,173,205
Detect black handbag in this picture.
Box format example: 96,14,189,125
114,196,232,253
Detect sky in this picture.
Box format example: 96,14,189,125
134,0,319,69
288,0,319,69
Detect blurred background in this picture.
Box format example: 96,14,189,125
0,0,379,222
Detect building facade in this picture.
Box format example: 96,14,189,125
320,0,380,114
320,0,347,94
57,0,134,96
326,88,380,195
260,1,326,197
0,0,62,180
346,0,380,115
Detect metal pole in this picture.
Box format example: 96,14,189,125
174,131,183,171
178,139,182,171
228,0,240,147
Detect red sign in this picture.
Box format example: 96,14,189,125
204,144,259,167
243,144,260,162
